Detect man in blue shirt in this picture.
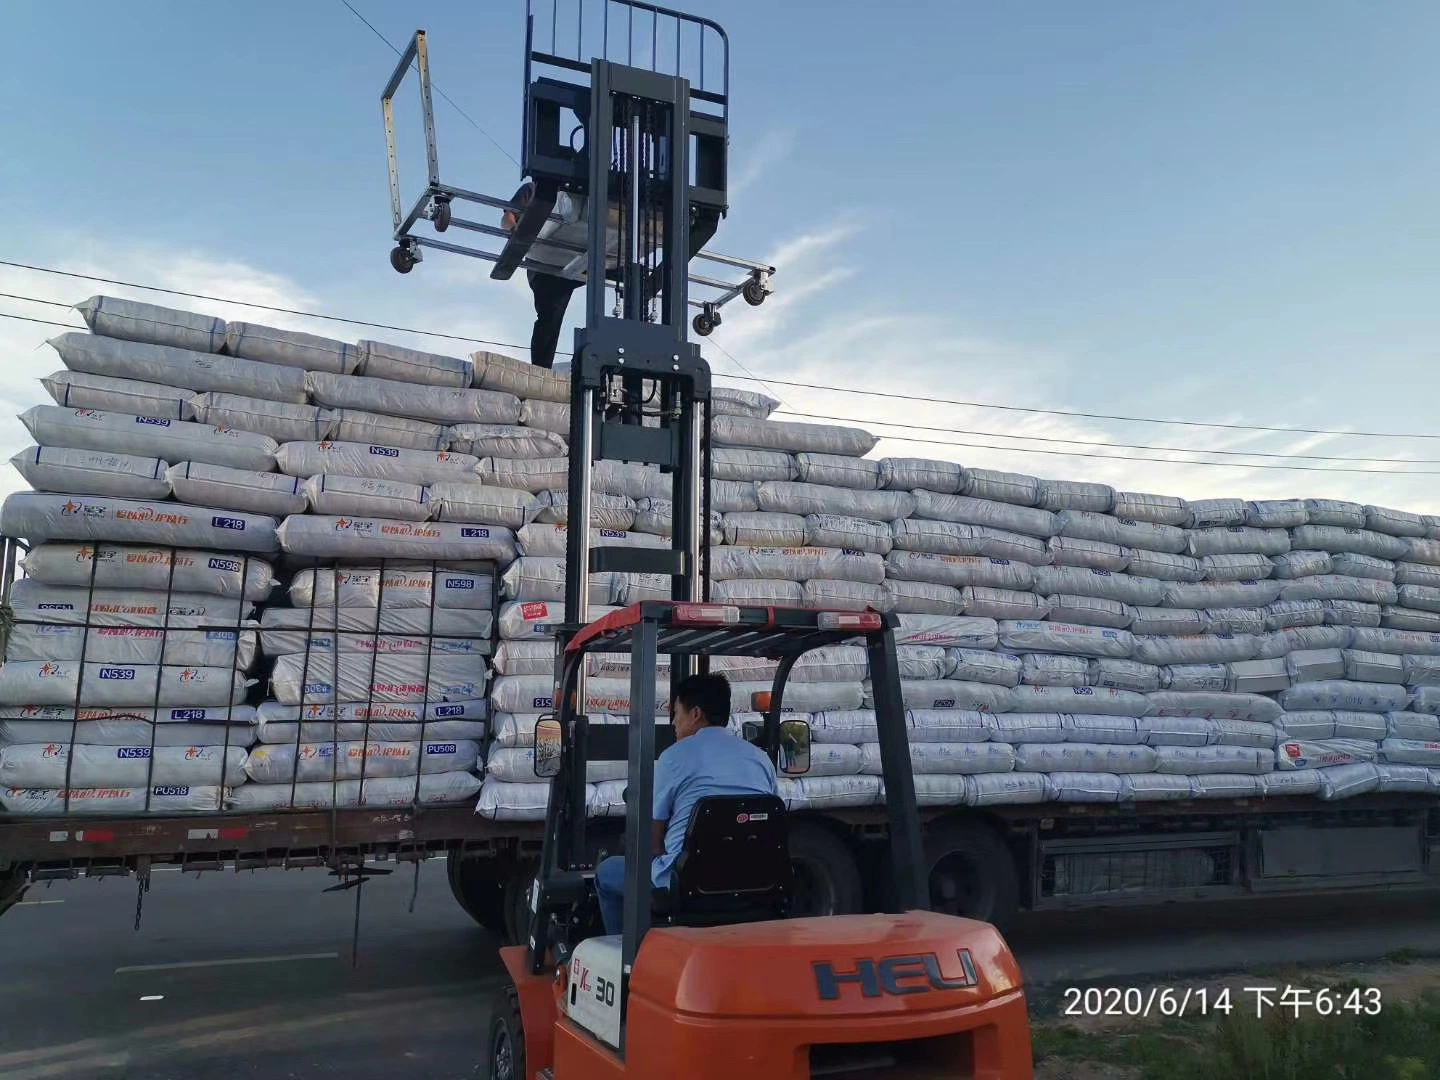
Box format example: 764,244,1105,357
593,672,778,936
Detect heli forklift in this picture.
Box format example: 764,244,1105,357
382,2,1033,1075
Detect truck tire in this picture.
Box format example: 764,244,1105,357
788,821,863,917
922,819,1019,932
0,865,29,919
447,852,507,938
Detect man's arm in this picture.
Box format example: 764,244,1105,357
651,818,667,855
501,181,533,231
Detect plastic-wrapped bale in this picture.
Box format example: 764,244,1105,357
164,463,306,518
181,393,335,444
269,650,488,706
1374,763,1439,793
1210,719,1280,748
1275,736,1379,769
1401,538,1440,568
1278,680,1408,713
910,491,1055,538
1014,743,1156,773
1034,479,1114,514
1143,691,1280,723
1129,607,1209,637
1204,608,1268,635
1137,715,1215,746
1044,773,1125,803
709,415,875,456
973,526,1050,566
300,474,430,521
802,579,889,612
1063,714,1144,744
883,579,962,615
712,448,796,484
1382,607,1440,632
1112,491,1189,527
1127,549,1204,583
1244,499,1308,529
41,370,192,419
894,614,999,649
1,492,278,552
503,558,614,605
889,519,986,558
1378,739,1440,766
1162,580,1283,609
878,458,967,494
1088,658,1163,692
1153,745,1272,775
777,776,881,811
253,700,484,730
246,740,481,783
1052,510,1123,545
1302,499,1365,528
1161,664,1229,692
8,581,252,630
476,777,571,821
891,680,1013,712
275,441,478,485
0,717,255,749
1047,536,1131,572
885,551,1034,591
220,322,357,374
532,491,637,530
495,640,562,676
275,516,515,562
517,523,669,559
447,423,565,458
1257,624,1353,656
859,741,1014,775
1386,712,1440,740
1279,575,1397,605
232,772,483,812
333,409,450,451
709,386,779,420
305,371,520,425
961,587,1048,621
711,545,885,584
1030,566,1166,607
1403,654,1440,686
427,482,540,529
21,543,274,600
355,339,474,387
1187,527,1290,557
909,710,996,743
1261,770,1323,796
21,405,277,472
1133,634,1257,666
1330,553,1397,582
631,498,720,542
711,579,805,605
11,446,170,501
967,772,1048,806
76,295,225,352
895,646,951,681
1200,553,1274,582
1019,653,1090,687
1264,599,1327,630
1190,774,1264,799
997,619,1135,659
1351,627,1440,655
0,662,250,708
988,712,1066,743
1122,773,1196,801
1324,600,1382,628
961,468,1040,507
1044,594,1134,629
51,332,308,402
1363,505,1428,538
5,624,258,668
0,745,247,790
1010,685,1149,717
519,398,569,435
1313,762,1383,800
1289,525,1408,560
803,515,893,555
1186,498,1248,528
793,453,879,490
1397,585,1440,613
1341,649,1405,684
1271,550,1333,580
1226,659,1289,693
756,481,914,522
947,648,1021,687
487,746,625,784
812,710,883,744
1332,712,1388,739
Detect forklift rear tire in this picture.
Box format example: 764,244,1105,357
787,821,863,917
446,852,507,938
923,819,1019,932
485,982,526,1080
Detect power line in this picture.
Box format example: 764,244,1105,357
722,372,1440,441
338,0,520,169
703,333,792,411
773,409,1440,465
0,311,83,331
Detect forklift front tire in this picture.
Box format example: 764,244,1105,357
390,245,417,274
485,982,526,1080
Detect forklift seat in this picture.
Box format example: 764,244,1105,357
652,794,792,927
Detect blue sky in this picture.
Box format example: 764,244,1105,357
3,0,1440,507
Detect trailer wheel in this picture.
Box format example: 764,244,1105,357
485,982,526,1080
0,865,29,919
923,820,1018,931
446,852,507,937
788,821,863,917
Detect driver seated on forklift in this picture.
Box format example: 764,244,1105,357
501,181,580,370
593,673,778,936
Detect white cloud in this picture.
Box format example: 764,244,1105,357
730,129,795,199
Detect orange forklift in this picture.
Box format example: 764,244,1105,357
379,2,1034,1074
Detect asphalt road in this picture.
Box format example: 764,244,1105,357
4,866,1440,1079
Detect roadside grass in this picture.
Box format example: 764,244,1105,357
1033,984,1440,1080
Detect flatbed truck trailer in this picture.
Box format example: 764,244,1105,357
5,790,1437,943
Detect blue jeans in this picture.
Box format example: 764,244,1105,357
594,855,627,935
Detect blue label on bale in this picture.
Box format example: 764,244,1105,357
460,527,491,538
99,667,135,680
211,517,246,531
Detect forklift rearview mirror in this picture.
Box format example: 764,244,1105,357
534,717,562,778
777,718,811,777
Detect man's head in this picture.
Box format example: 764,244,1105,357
669,673,731,740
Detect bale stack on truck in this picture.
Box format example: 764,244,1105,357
0,0,1436,996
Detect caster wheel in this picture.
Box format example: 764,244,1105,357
390,246,416,274
692,313,714,337
743,278,767,306
432,199,452,232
